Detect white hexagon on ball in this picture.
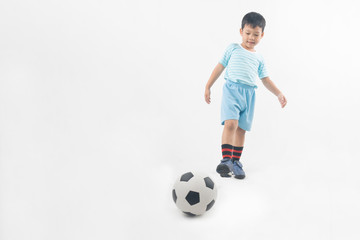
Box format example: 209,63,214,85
172,172,217,216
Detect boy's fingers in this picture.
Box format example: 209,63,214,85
205,95,210,104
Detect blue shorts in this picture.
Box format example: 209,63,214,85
221,80,256,131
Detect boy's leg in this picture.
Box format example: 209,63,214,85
221,119,238,145
217,120,238,177
232,126,246,179
233,126,246,147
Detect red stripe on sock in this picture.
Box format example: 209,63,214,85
222,148,233,152
223,155,232,158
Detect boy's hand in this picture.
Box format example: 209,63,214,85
277,93,287,108
205,88,211,104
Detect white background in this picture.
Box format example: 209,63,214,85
1,0,360,239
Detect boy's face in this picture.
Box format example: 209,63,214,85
240,24,264,50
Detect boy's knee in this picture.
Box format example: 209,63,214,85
224,120,238,131
237,127,246,134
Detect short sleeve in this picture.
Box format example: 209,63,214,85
258,57,269,79
219,43,237,68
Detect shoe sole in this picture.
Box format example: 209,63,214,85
216,164,231,178
234,174,245,179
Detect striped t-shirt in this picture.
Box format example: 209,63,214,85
219,43,268,88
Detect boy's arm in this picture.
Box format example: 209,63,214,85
205,63,225,104
261,77,287,108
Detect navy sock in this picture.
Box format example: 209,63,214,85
232,146,243,162
221,144,233,159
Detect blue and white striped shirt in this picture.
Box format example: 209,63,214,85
219,43,268,88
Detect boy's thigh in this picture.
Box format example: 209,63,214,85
221,87,241,125
238,94,255,131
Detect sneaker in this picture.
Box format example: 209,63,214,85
216,158,233,177
233,160,245,179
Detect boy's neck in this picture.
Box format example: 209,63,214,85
241,42,256,52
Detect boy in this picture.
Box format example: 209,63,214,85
204,12,287,179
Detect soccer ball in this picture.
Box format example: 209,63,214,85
172,172,217,216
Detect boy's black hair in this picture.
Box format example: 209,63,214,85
241,12,266,32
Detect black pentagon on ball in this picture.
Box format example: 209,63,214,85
185,191,200,205
180,172,194,182
183,211,196,217
204,177,215,189
206,200,215,211
172,189,177,203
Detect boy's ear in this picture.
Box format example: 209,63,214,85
240,28,243,35
261,32,264,38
